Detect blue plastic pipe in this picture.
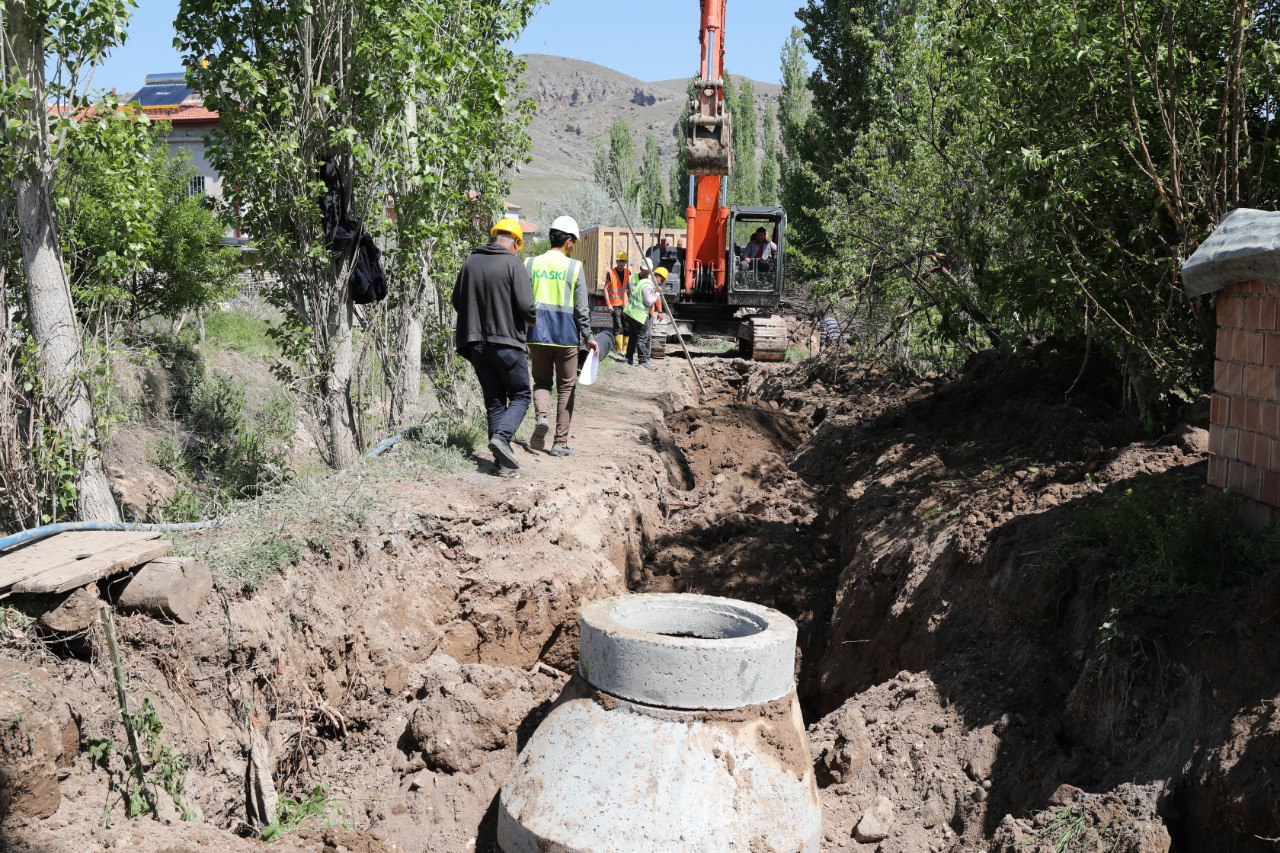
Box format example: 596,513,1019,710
0,429,407,554
0,520,218,555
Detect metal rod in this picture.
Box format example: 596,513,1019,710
605,171,707,400
100,605,156,817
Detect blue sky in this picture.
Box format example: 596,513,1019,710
92,0,806,93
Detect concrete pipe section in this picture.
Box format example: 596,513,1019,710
498,593,822,852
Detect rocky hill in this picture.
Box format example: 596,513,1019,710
511,54,780,225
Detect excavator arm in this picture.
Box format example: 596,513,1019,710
686,0,732,175
685,0,731,296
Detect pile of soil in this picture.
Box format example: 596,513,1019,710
640,343,1280,851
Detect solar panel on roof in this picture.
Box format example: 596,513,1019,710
132,82,198,107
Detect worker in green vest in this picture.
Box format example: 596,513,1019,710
622,263,665,369
525,215,598,456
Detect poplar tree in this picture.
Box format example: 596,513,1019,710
0,0,132,521
177,0,537,461
761,104,780,206
594,118,639,216
729,75,759,207
639,134,667,228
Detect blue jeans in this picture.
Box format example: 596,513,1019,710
462,342,532,444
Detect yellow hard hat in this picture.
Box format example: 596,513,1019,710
617,251,628,262
491,217,524,251
653,267,670,281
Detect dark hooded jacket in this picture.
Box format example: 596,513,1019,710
452,243,537,351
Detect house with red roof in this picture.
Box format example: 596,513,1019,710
502,201,541,241
128,73,248,247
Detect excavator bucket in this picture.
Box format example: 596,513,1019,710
687,137,732,175
686,93,733,176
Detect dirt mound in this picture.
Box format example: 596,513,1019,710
643,343,1280,850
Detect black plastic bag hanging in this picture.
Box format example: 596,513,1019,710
319,157,387,305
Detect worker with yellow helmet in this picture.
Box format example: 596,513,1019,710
451,217,536,478
622,261,666,369
603,250,632,351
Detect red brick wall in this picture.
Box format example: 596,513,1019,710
1209,280,1280,528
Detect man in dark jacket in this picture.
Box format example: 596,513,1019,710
452,219,537,477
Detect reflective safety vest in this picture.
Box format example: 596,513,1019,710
525,251,584,348
624,278,655,324
604,268,630,307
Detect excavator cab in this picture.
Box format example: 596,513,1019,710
727,206,787,361
727,206,785,308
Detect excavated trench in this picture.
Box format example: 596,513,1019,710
640,353,1280,852
5,351,1280,851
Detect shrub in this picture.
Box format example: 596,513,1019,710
1041,479,1280,603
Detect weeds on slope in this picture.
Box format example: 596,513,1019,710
258,785,355,842
1037,479,1280,604
202,309,280,358
176,411,486,593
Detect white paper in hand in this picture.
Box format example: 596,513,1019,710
579,348,599,386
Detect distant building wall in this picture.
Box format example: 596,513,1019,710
166,124,222,200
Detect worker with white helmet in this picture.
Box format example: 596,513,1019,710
525,215,598,456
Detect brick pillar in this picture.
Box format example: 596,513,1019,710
1208,280,1280,528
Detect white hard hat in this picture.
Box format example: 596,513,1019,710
640,258,655,271
550,215,581,239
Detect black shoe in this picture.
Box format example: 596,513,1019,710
530,417,550,451
495,464,518,479
550,444,575,457
489,438,520,470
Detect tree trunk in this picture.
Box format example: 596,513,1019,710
8,0,120,522
391,256,438,427
323,293,359,468
392,306,424,428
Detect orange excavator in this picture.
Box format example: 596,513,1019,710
648,0,788,361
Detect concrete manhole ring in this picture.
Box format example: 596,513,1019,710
578,592,798,710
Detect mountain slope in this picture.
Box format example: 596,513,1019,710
512,54,779,225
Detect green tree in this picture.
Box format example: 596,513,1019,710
778,26,812,158
594,117,639,217
139,194,239,325
792,0,1280,419
639,134,666,227
361,2,536,424
778,25,822,277
177,0,537,461
0,0,135,522
760,104,780,206
57,110,238,330
726,74,759,207
668,78,699,225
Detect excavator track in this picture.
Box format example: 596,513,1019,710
738,315,788,363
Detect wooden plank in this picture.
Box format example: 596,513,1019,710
8,533,170,595
0,532,154,592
